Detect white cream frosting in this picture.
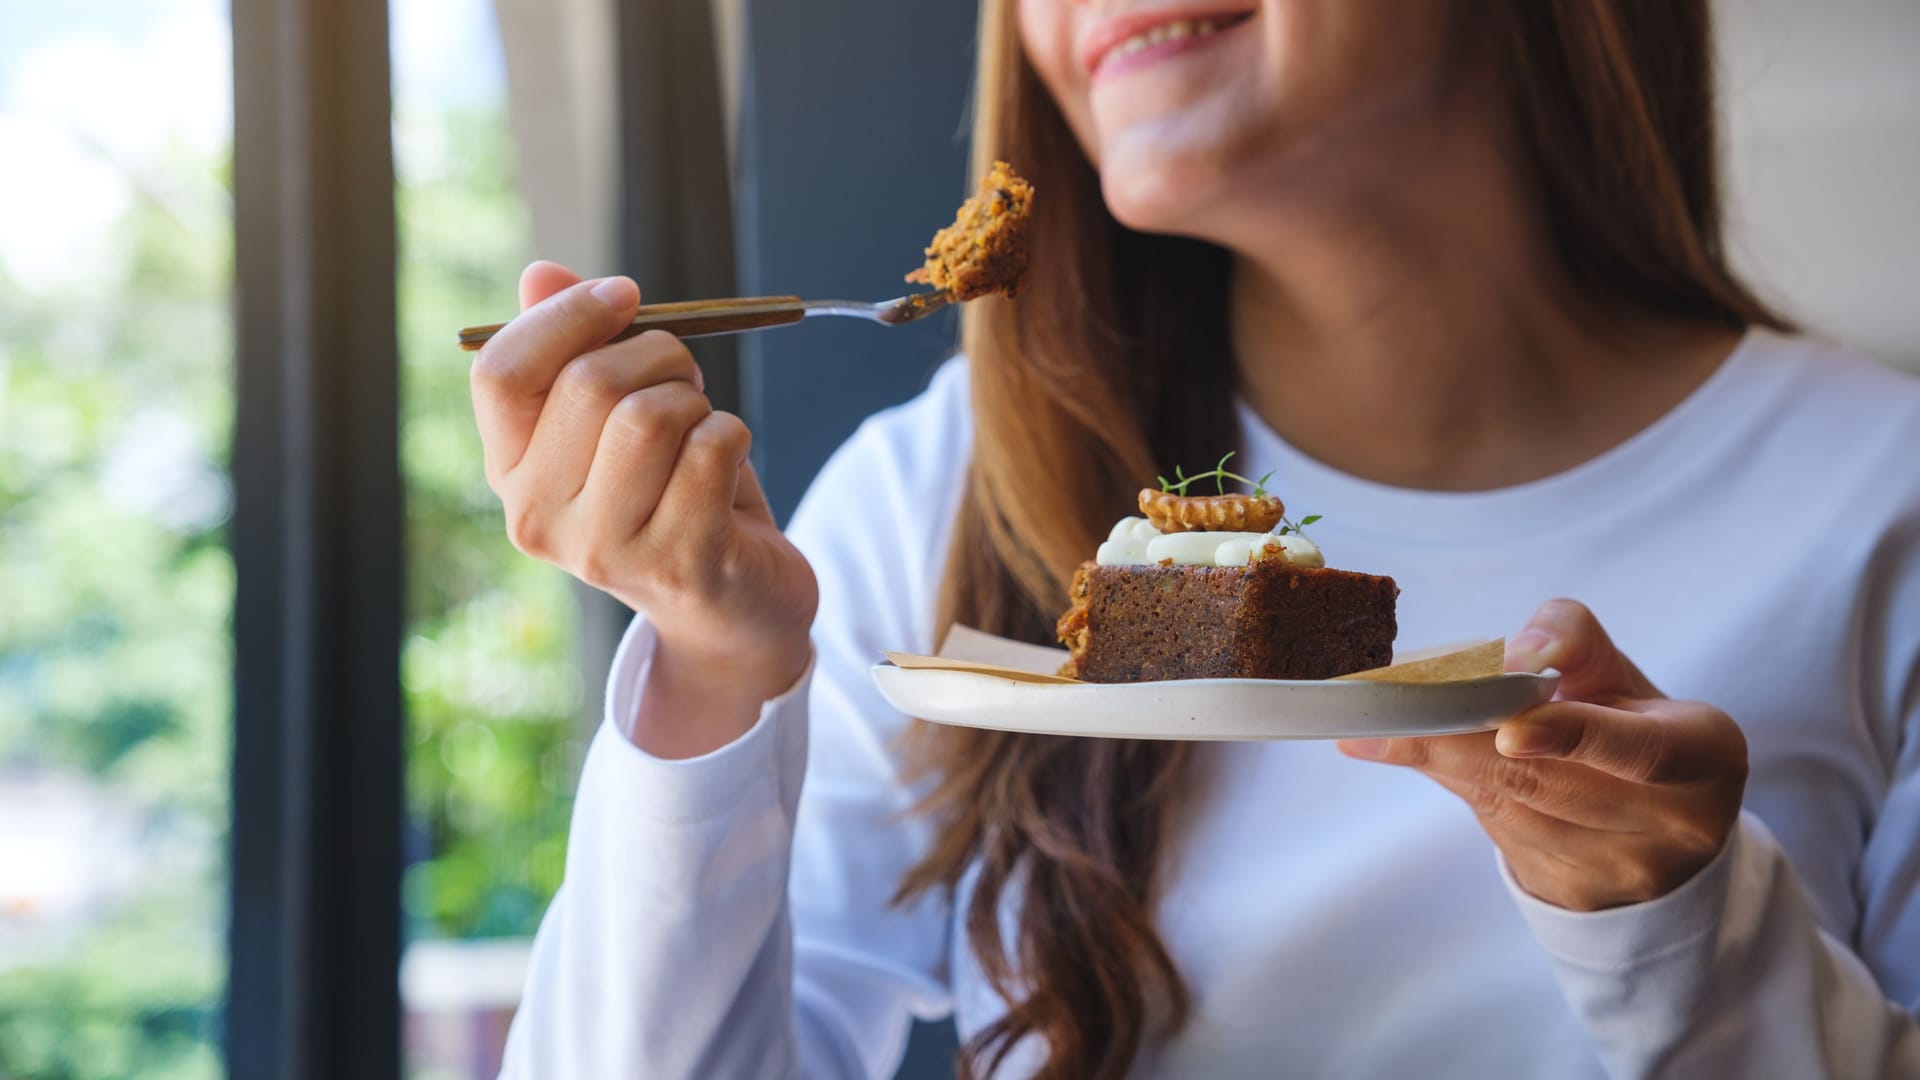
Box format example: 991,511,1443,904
1094,516,1164,566
1093,516,1325,569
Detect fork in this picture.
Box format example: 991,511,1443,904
455,291,953,352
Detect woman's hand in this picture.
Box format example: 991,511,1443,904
1337,599,1749,912
471,261,818,756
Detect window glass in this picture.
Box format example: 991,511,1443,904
0,3,234,1078
389,2,585,1076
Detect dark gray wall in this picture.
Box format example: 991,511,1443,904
735,3,978,1076
737,1,980,525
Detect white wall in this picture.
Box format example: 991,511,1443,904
1718,0,1920,370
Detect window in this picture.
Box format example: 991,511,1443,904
0,3,234,1077
386,2,586,1075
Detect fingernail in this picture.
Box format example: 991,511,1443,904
590,276,639,309
693,364,705,392
1340,739,1389,760
1496,724,1553,757
1506,629,1555,672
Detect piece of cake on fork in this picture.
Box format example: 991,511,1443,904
906,160,1034,301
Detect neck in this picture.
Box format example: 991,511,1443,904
1221,101,1738,492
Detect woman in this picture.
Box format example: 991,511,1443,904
477,0,1920,1076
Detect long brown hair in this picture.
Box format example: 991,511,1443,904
896,2,1786,1077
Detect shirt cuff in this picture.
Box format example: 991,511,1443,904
1501,811,1774,971
591,613,815,824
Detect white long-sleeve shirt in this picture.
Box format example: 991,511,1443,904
501,329,1920,1079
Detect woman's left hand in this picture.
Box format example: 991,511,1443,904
1337,599,1750,912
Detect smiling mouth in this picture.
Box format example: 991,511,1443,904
1091,11,1255,77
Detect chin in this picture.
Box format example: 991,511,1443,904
1099,168,1189,235
1096,140,1248,240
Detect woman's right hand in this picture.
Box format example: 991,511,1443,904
470,261,818,757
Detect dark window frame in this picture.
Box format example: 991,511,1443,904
228,0,404,1075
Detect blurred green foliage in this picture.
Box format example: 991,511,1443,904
396,104,583,944
0,140,234,1079
0,98,580,1076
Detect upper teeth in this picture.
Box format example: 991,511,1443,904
1109,17,1228,61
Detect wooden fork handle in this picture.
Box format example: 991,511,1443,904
457,295,805,351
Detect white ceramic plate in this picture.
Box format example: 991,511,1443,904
869,664,1560,741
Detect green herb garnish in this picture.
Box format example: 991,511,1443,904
1276,513,1322,537
1156,452,1276,498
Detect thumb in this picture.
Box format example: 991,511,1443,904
1505,598,1661,703
519,260,585,311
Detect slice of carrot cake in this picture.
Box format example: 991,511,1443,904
1057,461,1397,682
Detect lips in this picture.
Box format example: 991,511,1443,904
1079,7,1257,78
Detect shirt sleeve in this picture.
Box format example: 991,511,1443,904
500,364,970,1080
1503,494,1920,1080
1503,811,1920,1079
499,615,817,1079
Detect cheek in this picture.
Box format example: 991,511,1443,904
1017,0,1100,163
